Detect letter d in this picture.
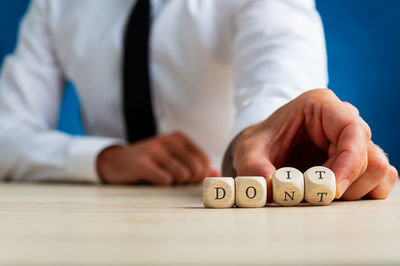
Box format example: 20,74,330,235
215,187,226,200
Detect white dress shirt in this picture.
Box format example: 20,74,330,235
0,0,327,182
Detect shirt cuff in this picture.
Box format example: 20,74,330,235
66,136,126,183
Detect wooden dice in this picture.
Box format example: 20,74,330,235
272,167,304,206
235,176,267,208
203,177,235,208
203,166,336,208
304,166,336,205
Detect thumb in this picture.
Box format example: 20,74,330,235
236,157,276,203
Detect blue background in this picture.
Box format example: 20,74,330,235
0,1,399,169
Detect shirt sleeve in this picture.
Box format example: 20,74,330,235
231,0,328,140
0,0,124,183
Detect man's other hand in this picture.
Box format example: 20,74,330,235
223,89,398,202
97,131,217,185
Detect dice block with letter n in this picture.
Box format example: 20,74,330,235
203,177,235,208
235,176,267,208
304,166,336,205
272,167,304,206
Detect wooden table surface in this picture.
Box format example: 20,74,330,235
0,182,399,266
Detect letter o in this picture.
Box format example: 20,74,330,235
245,186,257,199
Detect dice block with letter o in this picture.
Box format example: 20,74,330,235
235,176,267,208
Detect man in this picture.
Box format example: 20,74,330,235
0,0,397,201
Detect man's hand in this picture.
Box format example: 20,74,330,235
223,89,398,202
97,131,216,185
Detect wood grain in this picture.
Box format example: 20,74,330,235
235,176,266,208
0,182,399,265
304,166,336,205
272,167,304,206
203,177,235,208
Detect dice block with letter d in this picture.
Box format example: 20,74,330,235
203,177,235,208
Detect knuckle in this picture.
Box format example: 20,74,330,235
171,131,185,140
203,160,211,173
342,101,360,116
369,172,397,200
389,166,398,185
360,120,372,140
349,150,368,174
147,143,161,155
136,155,149,166
160,135,176,146
158,135,168,144
180,166,191,179
190,160,204,181
173,162,189,177
235,132,257,155
369,158,390,181
360,155,369,175
300,88,336,109
390,165,399,179
196,152,209,166
238,159,269,177
182,158,198,175
193,159,203,174
303,88,335,99
156,170,173,184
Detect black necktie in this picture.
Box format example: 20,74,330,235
123,0,156,143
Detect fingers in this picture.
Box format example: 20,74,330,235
301,90,397,200
99,132,210,186
235,151,276,203
209,169,221,177
161,132,210,184
231,125,277,202
154,148,191,184
341,142,389,200
173,131,211,183
298,90,371,198
317,103,370,198
342,101,360,117
327,122,369,198
367,165,398,199
141,160,174,186
174,132,210,169
227,89,396,202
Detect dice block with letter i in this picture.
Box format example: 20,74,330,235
203,177,235,208
304,166,336,205
272,167,304,206
235,176,267,208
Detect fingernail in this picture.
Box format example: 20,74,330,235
337,179,350,198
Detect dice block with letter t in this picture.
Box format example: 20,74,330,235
304,166,336,205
